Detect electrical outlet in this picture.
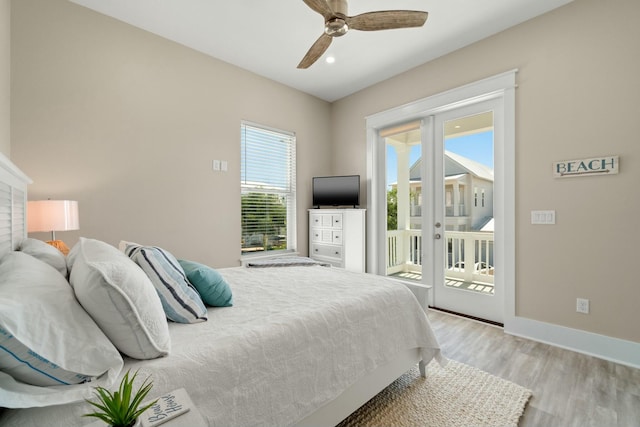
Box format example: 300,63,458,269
576,298,589,314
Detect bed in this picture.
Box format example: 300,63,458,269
0,153,441,427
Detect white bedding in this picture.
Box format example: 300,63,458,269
0,266,440,427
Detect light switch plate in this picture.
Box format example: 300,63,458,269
531,210,555,224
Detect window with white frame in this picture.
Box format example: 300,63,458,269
240,122,296,256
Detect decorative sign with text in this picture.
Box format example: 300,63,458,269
553,155,619,178
141,388,190,427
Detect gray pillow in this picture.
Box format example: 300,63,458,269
69,238,171,359
0,251,123,407
19,238,67,277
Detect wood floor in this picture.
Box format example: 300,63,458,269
426,310,640,427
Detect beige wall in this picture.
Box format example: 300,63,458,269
0,0,9,157
331,0,640,343
11,0,332,267
10,0,640,344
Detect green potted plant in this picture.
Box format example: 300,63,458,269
83,370,157,427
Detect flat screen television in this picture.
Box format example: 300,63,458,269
312,175,360,208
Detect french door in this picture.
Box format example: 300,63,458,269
426,100,503,323
370,92,510,325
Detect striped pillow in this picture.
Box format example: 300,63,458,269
123,243,207,324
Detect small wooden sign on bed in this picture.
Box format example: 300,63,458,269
141,388,191,427
87,388,205,427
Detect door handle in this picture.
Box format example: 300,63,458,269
434,233,441,239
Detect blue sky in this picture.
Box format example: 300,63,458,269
386,131,494,187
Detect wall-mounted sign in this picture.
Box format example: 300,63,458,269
553,155,619,178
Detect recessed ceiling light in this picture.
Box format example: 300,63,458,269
326,56,336,64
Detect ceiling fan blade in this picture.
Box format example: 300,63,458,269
347,10,428,31
302,0,334,20
297,34,333,69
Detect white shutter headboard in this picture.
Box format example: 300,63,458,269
0,152,32,257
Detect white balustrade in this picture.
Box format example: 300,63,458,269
386,229,494,284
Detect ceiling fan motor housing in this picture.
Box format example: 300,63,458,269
325,18,348,36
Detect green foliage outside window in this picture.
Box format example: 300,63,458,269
387,187,397,231
241,192,287,252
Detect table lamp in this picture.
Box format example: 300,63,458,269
27,200,79,255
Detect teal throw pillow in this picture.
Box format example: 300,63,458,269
178,260,233,307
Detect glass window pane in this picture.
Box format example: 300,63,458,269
241,123,296,255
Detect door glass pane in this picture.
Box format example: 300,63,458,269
384,127,422,281
442,111,495,295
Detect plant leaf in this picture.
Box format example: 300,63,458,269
83,369,156,427
83,412,115,424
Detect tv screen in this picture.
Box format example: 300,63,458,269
312,175,360,207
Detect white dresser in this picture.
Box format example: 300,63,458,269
308,209,365,272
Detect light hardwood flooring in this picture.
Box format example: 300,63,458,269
426,309,640,427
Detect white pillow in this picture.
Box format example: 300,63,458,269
69,238,171,360
18,238,67,277
0,251,123,408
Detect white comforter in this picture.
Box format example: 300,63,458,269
0,266,440,427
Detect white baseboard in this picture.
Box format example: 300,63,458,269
505,316,640,369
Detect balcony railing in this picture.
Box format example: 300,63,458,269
412,204,465,217
386,229,494,284
444,205,466,217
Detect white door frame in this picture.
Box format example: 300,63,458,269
366,70,517,326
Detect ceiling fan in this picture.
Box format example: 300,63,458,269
298,0,428,69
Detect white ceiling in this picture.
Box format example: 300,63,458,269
69,0,573,102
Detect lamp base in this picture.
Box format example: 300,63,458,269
46,240,70,256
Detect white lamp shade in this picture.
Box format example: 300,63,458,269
27,200,80,233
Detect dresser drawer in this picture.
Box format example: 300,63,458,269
310,229,323,242
311,244,342,259
311,214,322,227
311,213,343,228
310,229,342,244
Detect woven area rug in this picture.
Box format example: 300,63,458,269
337,359,532,427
